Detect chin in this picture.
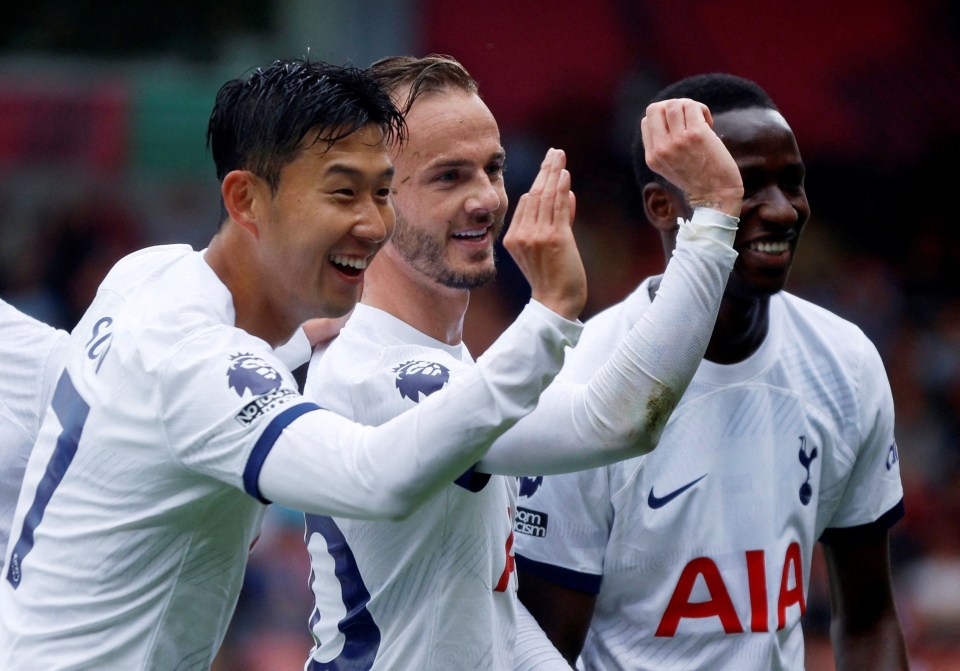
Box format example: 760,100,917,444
314,293,361,319
326,302,359,318
727,277,788,301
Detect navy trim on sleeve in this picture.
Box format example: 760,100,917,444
243,402,320,503
454,465,490,492
819,498,905,545
515,554,602,595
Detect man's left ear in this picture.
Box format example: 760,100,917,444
642,182,685,234
221,170,268,238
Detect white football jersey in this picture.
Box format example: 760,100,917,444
0,246,317,669
303,304,518,670
0,299,68,575
514,279,904,671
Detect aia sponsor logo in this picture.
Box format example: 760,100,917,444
657,542,806,636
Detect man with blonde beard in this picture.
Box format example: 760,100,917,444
302,55,745,669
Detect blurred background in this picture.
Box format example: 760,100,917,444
1,1,958,668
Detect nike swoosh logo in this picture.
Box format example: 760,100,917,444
647,474,707,509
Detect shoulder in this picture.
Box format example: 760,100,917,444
76,246,251,378
98,244,196,292
774,292,892,434
305,310,467,421
0,299,69,429
0,299,68,363
777,292,881,369
778,292,865,337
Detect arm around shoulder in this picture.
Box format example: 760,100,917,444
258,301,581,519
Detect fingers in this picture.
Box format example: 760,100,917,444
503,147,586,321
523,149,557,220
538,149,568,231
506,148,569,242
527,147,566,229
642,98,710,149
641,98,743,216
550,166,571,232
301,313,351,347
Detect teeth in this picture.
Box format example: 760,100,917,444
453,229,486,239
750,241,789,254
330,254,368,270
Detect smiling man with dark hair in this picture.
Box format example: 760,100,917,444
516,72,909,671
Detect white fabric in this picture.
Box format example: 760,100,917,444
0,300,68,575
262,299,581,519
300,209,739,669
0,244,579,670
481,208,738,474
303,303,520,669
273,324,312,370
514,600,575,670
514,280,904,671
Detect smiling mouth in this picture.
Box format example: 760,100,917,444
330,254,368,277
748,240,791,254
451,226,490,241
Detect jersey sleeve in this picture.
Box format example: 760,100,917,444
304,319,492,491
514,466,612,594
820,335,904,540
0,299,69,436
478,208,738,475
157,325,315,499
258,300,581,519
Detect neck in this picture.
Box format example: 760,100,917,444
361,251,470,345
648,275,771,365
205,228,297,347
704,293,771,364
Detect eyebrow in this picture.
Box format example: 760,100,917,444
324,163,395,179
427,149,506,170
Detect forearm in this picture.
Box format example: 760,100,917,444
259,301,580,518
480,208,737,475
831,608,909,671
823,533,909,671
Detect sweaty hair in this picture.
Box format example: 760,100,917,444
207,59,406,195
369,54,479,115
631,73,778,189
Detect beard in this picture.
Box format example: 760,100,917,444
391,208,503,290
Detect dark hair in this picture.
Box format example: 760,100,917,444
631,73,778,189
207,59,406,194
370,54,479,115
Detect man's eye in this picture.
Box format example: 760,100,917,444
487,163,505,177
